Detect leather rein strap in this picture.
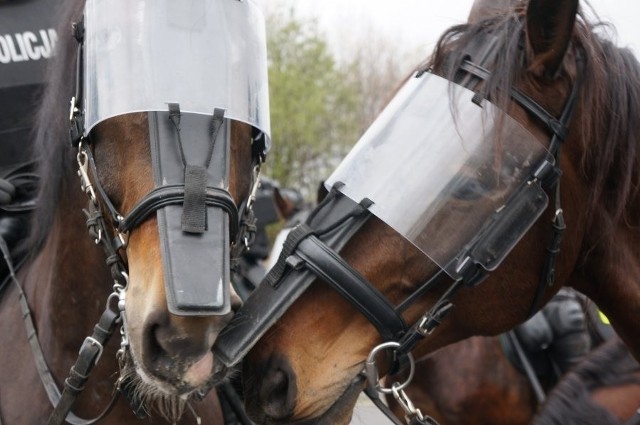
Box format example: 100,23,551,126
1,232,121,425
279,225,408,341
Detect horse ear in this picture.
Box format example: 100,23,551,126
468,0,513,23
525,0,579,79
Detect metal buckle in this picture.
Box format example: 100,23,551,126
79,336,104,366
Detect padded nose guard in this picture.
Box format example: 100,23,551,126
146,106,234,316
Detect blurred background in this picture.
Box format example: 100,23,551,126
254,0,640,201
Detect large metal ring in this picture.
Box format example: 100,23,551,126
364,341,415,394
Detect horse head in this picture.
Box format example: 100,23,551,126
214,0,640,423
11,0,270,422
89,112,256,398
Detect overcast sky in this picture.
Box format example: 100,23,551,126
257,0,640,65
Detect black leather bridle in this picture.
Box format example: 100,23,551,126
216,28,584,425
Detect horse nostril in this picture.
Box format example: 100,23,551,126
153,325,206,358
257,356,297,420
144,313,214,365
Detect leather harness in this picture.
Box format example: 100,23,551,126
216,27,584,425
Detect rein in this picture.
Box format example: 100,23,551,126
0,233,121,425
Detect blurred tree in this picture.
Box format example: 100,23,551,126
264,9,362,199
264,7,418,200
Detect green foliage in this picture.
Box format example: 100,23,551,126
264,9,363,199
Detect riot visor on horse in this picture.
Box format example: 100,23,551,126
215,0,640,424
0,0,270,423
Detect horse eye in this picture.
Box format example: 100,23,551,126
452,179,488,200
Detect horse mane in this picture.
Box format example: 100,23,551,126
28,0,85,250
424,3,640,252
532,337,640,425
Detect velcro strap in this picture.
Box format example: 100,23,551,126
181,165,208,233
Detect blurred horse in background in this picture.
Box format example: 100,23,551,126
386,298,640,425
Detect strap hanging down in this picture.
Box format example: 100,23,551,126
168,104,225,233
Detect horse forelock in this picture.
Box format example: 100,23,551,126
425,4,640,253
28,0,86,251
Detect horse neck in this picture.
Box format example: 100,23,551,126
23,164,113,371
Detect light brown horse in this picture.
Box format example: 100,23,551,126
0,0,266,423
234,0,640,424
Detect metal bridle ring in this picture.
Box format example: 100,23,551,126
364,341,415,394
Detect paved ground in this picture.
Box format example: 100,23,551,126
349,394,394,424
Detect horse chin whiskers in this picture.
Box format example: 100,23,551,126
118,362,187,422
118,351,219,423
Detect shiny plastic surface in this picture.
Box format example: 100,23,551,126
83,0,270,144
326,73,552,277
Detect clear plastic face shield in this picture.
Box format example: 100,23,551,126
83,0,270,142
79,0,270,315
326,73,553,279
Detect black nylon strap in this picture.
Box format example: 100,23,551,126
542,191,566,286
176,107,226,234
395,269,450,313
528,175,566,318
263,223,315,287
396,280,462,357
181,165,209,233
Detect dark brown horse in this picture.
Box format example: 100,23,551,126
0,0,269,423
221,0,640,423
533,336,640,425
389,335,537,425
387,319,640,425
